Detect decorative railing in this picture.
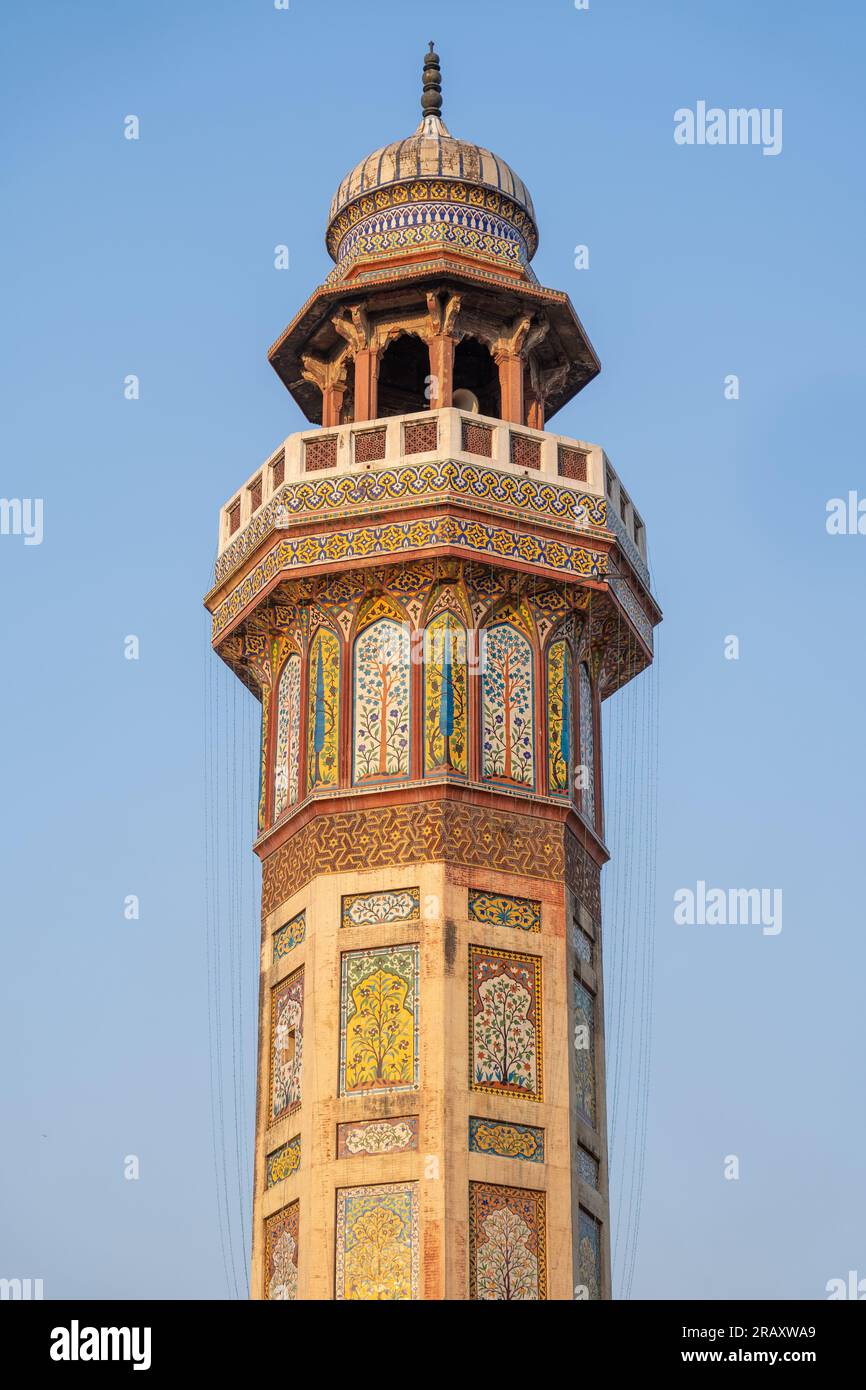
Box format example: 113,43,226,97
215,407,648,584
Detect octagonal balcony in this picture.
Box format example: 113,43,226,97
212,408,651,600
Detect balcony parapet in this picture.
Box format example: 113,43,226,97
214,407,649,592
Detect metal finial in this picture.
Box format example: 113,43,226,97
421,41,442,118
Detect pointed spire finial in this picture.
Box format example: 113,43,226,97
421,41,442,118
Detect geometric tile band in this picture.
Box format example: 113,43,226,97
262,799,600,919
468,1117,544,1163
326,180,539,261
335,1181,419,1301
213,460,609,586
211,518,608,638
331,211,526,276
468,1181,547,1300
468,888,541,932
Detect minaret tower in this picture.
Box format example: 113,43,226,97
205,44,660,1301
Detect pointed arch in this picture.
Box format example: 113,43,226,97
420,575,473,630
479,595,535,641
354,590,408,636
424,610,468,777
307,624,341,792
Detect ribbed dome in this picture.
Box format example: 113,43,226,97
327,114,536,228
324,47,539,272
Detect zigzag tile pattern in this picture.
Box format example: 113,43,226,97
261,799,600,920
214,461,608,586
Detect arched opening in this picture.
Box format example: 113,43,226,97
454,337,500,417
377,334,430,416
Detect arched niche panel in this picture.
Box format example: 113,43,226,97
424,611,468,777
480,621,535,790
546,636,574,800
274,651,302,819
579,661,596,829
307,627,341,793
352,617,412,785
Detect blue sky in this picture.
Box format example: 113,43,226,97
1,0,864,1299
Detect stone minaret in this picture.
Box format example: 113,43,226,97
205,43,659,1301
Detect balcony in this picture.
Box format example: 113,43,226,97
215,408,649,585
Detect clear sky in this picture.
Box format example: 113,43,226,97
1,0,864,1300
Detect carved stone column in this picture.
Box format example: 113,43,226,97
333,305,379,423
425,292,461,409
527,357,569,435
496,353,524,424
301,349,349,428
525,390,545,431
493,314,547,427
322,383,346,427
353,348,380,422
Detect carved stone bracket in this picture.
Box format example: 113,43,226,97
331,304,372,354
426,290,462,339
300,347,350,392
301,347,351,427
492,311,544,361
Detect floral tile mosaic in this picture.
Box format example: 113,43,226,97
335,1181,419,1300
339,944,420,1096
341,887,420,929
273,910,306,963
264,1202,299,1300
266,1135,301,1188
469,1181,547,1300
468,1117,544,1163
470,945,543,1101
468,889,541,932
337,1116,419,1158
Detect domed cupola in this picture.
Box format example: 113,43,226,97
325,43,540,282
